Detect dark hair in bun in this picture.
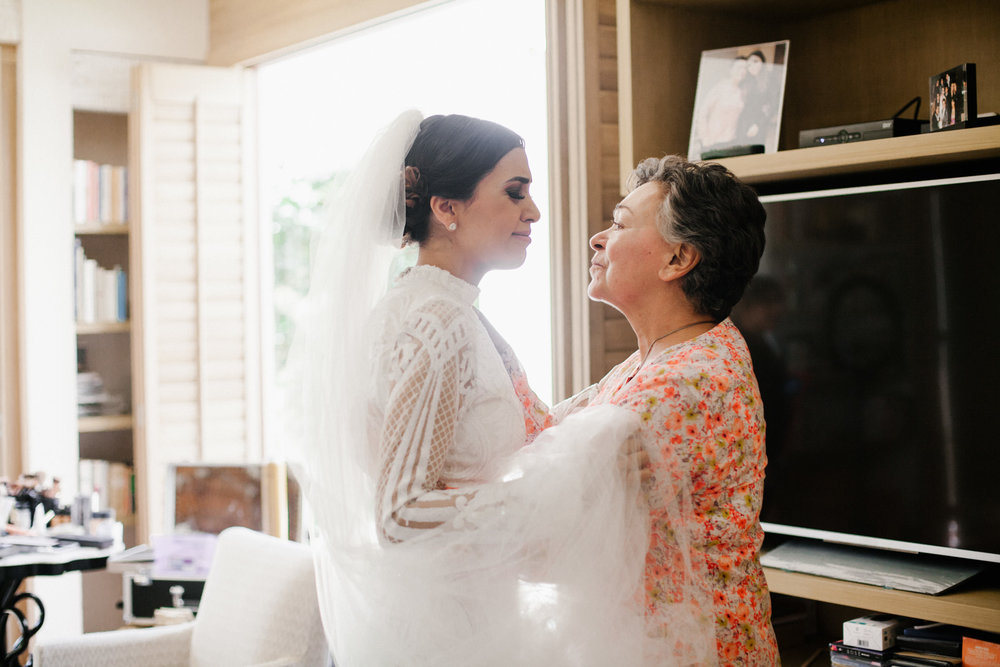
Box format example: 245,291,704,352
403,115,524,244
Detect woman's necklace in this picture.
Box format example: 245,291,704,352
625,320,715,383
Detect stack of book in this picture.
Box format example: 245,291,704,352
830,639,894,666
77,371,108,417
73,159,128,225
79,458,134,520
74,239,128,323
831,620,1000,667
891,624,967,666
76,370,126,417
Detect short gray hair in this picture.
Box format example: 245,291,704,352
627,155,766,321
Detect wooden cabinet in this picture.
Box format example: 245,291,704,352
614,0,1000,646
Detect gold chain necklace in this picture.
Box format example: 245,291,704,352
626,320,715,383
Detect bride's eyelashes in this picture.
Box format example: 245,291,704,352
506,187,526,201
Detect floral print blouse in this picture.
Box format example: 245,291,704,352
589,319,780,666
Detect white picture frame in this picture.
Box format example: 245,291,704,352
688,40,790,160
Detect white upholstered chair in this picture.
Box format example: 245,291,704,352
35,527,331,667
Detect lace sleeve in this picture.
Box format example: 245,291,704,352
551,383,598,423
375,301,477,544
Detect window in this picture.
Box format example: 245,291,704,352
258,0,553,442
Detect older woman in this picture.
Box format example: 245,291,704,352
585,155,780,665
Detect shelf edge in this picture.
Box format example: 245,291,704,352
78,415,134,433
718,125,1000,184
764,567,1000,633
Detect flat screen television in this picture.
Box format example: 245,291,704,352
733,173,1000,565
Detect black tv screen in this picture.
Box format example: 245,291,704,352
734,174,1000,563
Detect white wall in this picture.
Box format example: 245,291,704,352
19,0,208,639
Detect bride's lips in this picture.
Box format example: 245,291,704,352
512,232,532,244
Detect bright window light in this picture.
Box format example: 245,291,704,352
258,0,553,413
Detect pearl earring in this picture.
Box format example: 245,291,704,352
448,223,457,231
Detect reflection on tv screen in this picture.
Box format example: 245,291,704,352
737,176,1000,561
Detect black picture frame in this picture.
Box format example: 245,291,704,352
929,63,977,131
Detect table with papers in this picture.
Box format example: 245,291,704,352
0,535,116,667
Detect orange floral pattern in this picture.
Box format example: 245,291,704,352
590,319,780,666
475,310,554,439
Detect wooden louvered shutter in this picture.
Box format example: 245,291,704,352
130,63,261,541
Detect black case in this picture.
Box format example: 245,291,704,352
122,573,205,625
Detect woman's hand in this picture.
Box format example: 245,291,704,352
619,433,652,487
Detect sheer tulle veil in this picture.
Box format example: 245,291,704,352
285,110,420,659
286,111,717,666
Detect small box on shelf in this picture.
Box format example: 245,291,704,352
964,635,1000,666
844,615,902,651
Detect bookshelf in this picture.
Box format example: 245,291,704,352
73,108,140,634
72,109,136,547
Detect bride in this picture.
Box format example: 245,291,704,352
289,111,716,666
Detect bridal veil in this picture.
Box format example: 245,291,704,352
286,110,716,666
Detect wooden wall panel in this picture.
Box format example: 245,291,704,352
208,0,429,65
592,0,634,379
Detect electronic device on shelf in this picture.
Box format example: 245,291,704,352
798,117,926,147
738,172,1000,576
799,96,928,147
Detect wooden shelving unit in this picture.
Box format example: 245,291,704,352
618,0,1000,185
765,567,1000,634
72,109,136,537
74,108,141,635
615,0,1000,649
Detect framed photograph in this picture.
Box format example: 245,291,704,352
688,40,790,160
166,462,301,538
929,63,977,131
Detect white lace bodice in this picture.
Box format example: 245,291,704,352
369,265,526,542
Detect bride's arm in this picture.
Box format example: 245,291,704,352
551,383,598,422
375,302,477,543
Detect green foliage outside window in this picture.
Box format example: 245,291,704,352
271,173,339,375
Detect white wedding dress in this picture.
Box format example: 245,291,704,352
288,110,716,666
370,265,528,543
305,263,650,666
